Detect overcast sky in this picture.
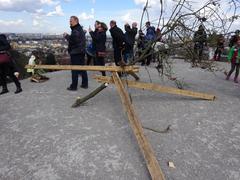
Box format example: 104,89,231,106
0,0,239,34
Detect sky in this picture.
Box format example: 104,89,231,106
0,0,239,34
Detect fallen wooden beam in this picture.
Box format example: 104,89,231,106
25,65,139,73
93,75,216,101
112,72,165,180
72,83,108,108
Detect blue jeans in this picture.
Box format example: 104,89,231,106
70,53,88,88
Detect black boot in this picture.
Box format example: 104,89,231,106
0,87,9,95
15,87,22,94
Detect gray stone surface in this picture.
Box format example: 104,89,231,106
0,59,240,180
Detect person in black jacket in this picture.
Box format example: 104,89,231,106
0,34,22,95
109,20,125,66
124,22,137,63
89,22,107,76
64,16,88,90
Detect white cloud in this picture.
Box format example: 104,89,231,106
33,19,40,26
0,0,59,12
119,9,142,24
40,0,59,5
78,8,95,21
47,5,64,16
0,19,24,26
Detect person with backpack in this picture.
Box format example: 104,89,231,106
86,20,101,65
0,34,22,95
142,21,156,66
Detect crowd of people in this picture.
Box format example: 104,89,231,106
1,15,240,94
63,16,159,91
193,25,240,83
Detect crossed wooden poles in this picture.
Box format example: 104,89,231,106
26,64,216,180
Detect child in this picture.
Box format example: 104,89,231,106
27,51,37,76
226,38,240,83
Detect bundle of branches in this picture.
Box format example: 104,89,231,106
131,0,240,88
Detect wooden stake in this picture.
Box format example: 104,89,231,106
25,65,139,73
93,75,216,101
72,83,108,108
112,72,165,180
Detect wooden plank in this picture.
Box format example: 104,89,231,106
112,72,165,180
93,75,216,101
25,65,139,73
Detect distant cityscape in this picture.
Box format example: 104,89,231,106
5,33,114,64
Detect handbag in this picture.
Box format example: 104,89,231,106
97,51,107,57
0,53,11,64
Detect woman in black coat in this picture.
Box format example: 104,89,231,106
89,22,107,76
0,34,22,95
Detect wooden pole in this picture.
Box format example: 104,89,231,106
112,72,165,180
72,83,108,108
93,75,216,101
25,65,139,73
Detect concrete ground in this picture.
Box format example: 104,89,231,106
0,59,240,180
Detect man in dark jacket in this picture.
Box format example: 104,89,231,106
109,20,125,66
64,16,88,90
89,22,107,76
124,22,137,63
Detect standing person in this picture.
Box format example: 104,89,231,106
193,25,207,63
226,38,240,83
89,22,107,76
0,34,22,94
143,21,156,66
64,16,88,90
109,20,125,66
86,20,101,65
137,30,146,63
213,34,225,61
124,22,138,63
